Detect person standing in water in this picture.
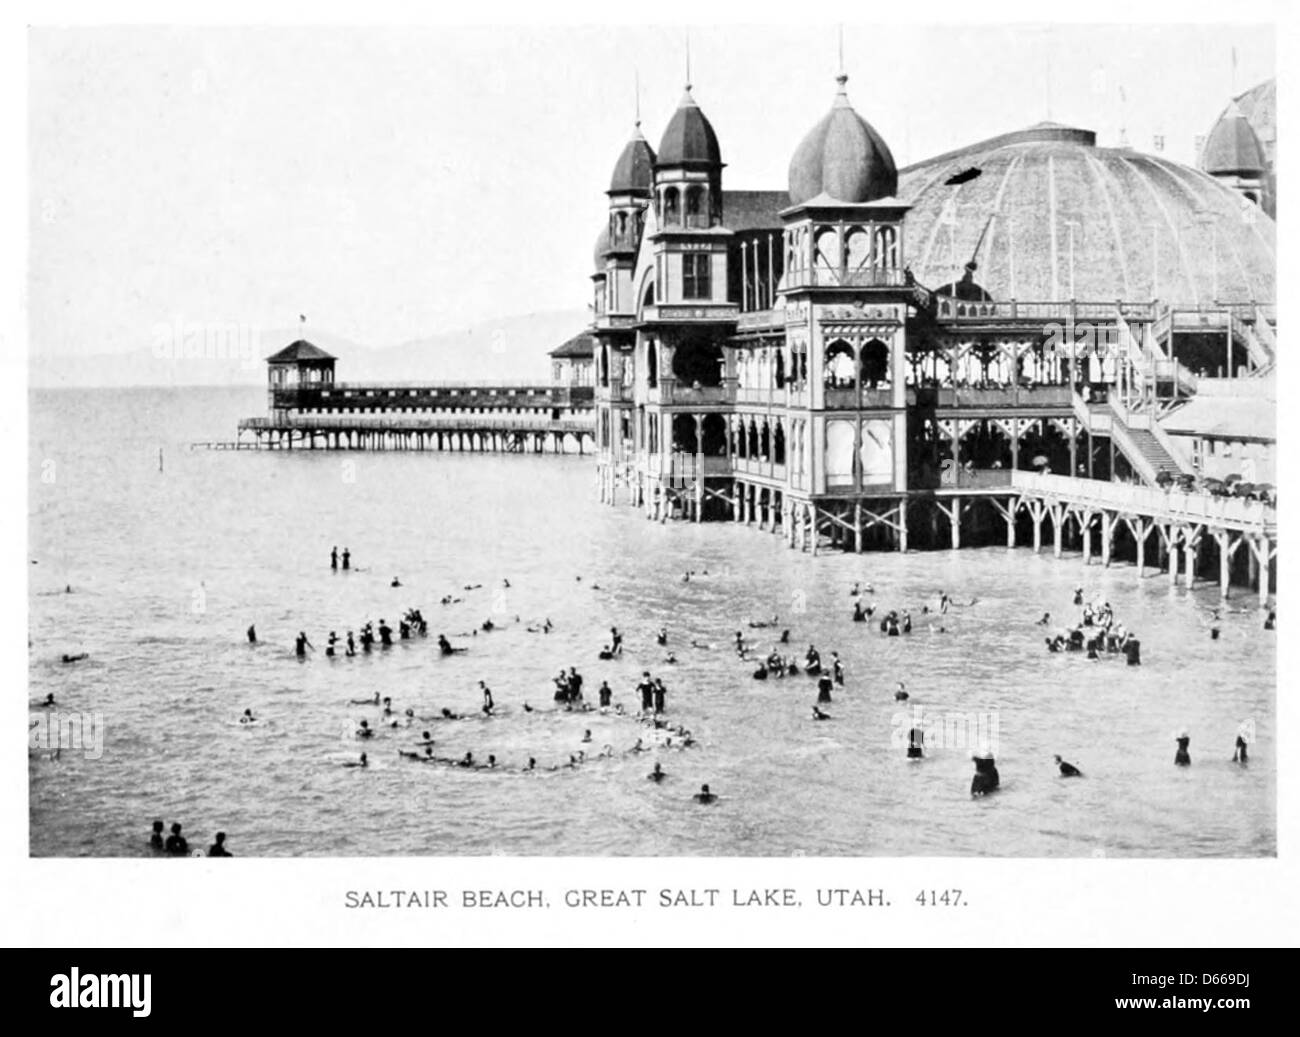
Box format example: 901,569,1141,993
295,632,313,658
342,547,351,571
246,624,257,644
694,784,718,804
653,679,666,715
970,752,1000,796
480,681,494,715
331,546,338,571
208,832,232,857
164,823,189,856
149,820,165,852
1175,733,1192,767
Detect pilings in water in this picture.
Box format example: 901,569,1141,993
241,425,593,455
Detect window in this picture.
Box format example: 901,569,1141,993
683,253,711,300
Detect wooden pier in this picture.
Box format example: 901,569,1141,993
227,415,594,454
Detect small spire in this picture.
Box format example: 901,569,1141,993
838,23,845,77
634,67,641,128
685,31,691,91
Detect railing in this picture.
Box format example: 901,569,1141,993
652,382,734,406
934,299,1158,324
782,267,908,290
242,414,593,434
1011,471,1273,531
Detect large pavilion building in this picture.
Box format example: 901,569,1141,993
587,69,1276,571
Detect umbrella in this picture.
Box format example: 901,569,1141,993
1234,482,1257,497
1224,473,1244,485
1031,454,1049,467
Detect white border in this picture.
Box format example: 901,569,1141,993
3,0,1294,948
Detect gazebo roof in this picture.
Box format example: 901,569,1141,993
266,339,336,363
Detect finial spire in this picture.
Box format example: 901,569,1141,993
634,67,641,126
685,32,691,90
838,23,844,77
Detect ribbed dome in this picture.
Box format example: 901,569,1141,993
897,124,1275,305
610,124,656,193
1202,102,1266,176
593,225,610,273
788,75,897,206
656,87,722,168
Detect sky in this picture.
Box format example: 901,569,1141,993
27,20,1275,362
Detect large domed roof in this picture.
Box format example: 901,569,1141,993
610,124,656,193
657,87,722,168
1202,102,1266,176
788,74,897,205
897,124,1275,305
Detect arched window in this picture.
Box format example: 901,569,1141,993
685,186,704,226
599,344,610,388
747,420,759,458
774,422,786,465
759,421,771,461
671,413,697,454
845,226,871,274
861,338,889,389
701,413,727,457
646,339,658,388
815,226,840,277
664,187,680,225
824,338,855,390
775,350,786,389
875,226,898,269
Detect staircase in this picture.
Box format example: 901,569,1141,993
1117,425,1183,483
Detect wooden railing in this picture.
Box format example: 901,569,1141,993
1010,471,1274,531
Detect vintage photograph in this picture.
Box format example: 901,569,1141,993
27,22,1276,859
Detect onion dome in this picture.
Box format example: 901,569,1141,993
610,123,656,193
1202,101,1267,177
657,86,722,168
788,74,897,205
593,225,610,272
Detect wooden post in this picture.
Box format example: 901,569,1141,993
809,504,818,556
1135,519,1146,578
1081,511,1092,566
1168,530,1179,586
1101,512,1112,567
1052,504,1062,558
950,498,961,550
1217,531,1231,600
855,501,864,553
1184,532,1197,588
1031,502,1042,553
1005,498,1015,548
898,499,908,553
1255,536,1271,608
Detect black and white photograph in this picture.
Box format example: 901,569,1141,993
7,1,1296,954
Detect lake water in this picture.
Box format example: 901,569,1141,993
28,387,1275,857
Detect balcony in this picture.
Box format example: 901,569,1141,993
640,302,740,324
650,382,734,406
783,267,908,290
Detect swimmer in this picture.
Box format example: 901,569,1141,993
1175,733,1191,767
295,632,313,658
34,693,55,708
1054,755,1083,777
664,651,677,665
331,546,338,570
648,762,665,782
485,755,497,770
525,757,536,772
630,737,648,753
779,629,790,644
207,832,232,857
239,709,255,725
1234,725,1250,764
1265,609,1275,631
894,681,908,702
246,624,257,644
523,702,534,713
440,708,461,720
1037,613,1051,625
61,653,88,664
582,729,592,743
350,693,380,706
458,752,475,768
906,727,924,759
391,577,402,588
164,823,189,856
149,820,165,852
343,753,368,768
416,731,435,746
816,673,833,705
479,681,494,715
970,752,1000,797
346,631,356,657
1073,587,1084,606
812,705,832,721
356,720,374,739
693,784,718,804
656,627,668,646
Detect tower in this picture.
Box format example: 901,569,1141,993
780,72,911,496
